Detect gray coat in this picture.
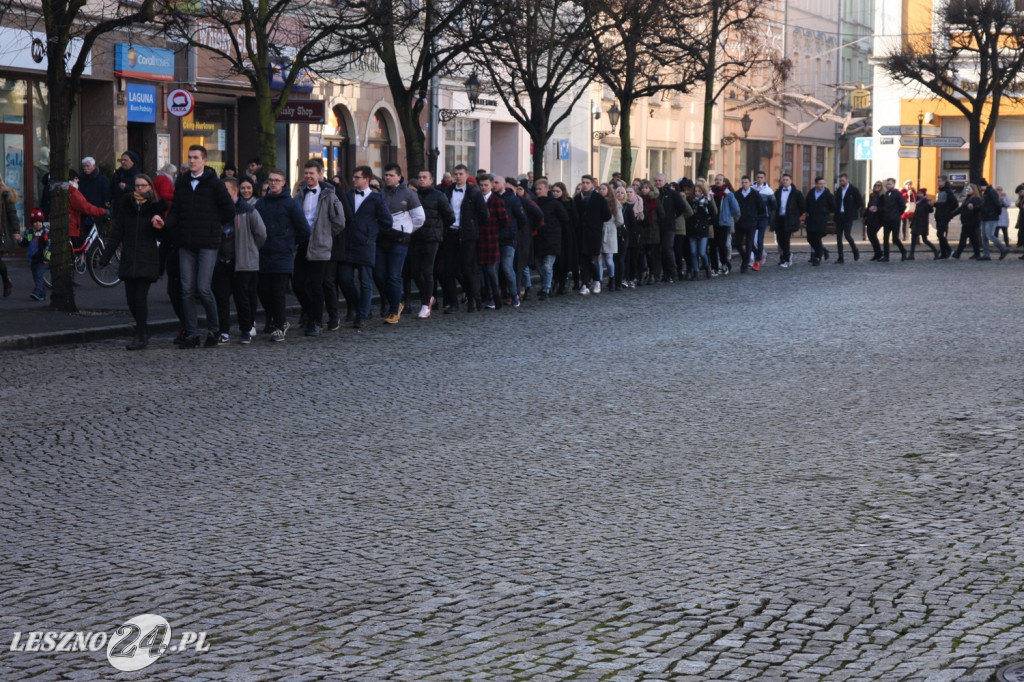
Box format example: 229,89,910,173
233,200,267,272
295,181,345,261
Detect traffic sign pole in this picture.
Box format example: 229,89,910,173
917,116,922,194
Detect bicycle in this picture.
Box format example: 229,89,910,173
44,222,121,288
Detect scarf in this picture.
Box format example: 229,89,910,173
629,193,645,221
134,189,155,204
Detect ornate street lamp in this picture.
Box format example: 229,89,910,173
594,102,621,140
438,73,483,123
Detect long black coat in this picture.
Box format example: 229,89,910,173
165,167,235,251
574,191,612,257
100,194,168,282
536,195,568,257
774,186,804,233
804,188,835,234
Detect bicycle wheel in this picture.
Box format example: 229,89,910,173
88,239,121,287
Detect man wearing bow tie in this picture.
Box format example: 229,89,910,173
293,160,345,336
339,166,392,328
442,165,487,312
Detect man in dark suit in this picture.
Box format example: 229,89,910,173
443,164,488,312
802,176,834,266
574,174,612,292
879,177,907,261
774,173,803,268
734,176,767,273
834,173,863,263
339,165,392,328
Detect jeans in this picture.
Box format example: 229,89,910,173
30,260,46,298
835,216,859,259
539,254,556,292
373,244,408,315
480,262,501,307
500,245,518,302
338,263,374,320
409,241,439,306
688,236,708,272
179,247,219,336
597,253,614,281
980,219,1006,258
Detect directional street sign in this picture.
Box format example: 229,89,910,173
898,148,920,159
899,136,966,148
878,124,941,136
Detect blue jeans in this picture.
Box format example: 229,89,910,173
373,244,408,315
179,248,219,336
500,245,518,303
338,263,374,320
689,236,709,272
597,253,614,281
480,262,500,305
519,265,531,293
980,219,1005,258
30,260,46,298
539,254,556,292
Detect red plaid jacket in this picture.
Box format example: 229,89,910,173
476,193,508,265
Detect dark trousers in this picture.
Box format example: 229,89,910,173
338,263,373,320
440,230,480,306
164,246,186,327
774,219,793,263
911,234,938,256
123,278,152,335
714,230,731,269
807,232,825,261
659,229,677,280
644,243,662,282
258,273,289,331
625,245,641,282
409,241,439,306
212,260,235,334
324,263,340,324
233,271,259,333
835,216,859,259
866,221,882,257
935,219,952,257
883,219,906,257
292,249,328,325
673,234,687,277
955,223,980,257
735,228,755,270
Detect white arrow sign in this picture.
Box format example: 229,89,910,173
898,148,920,159
900,136,966,148
878,125,942,136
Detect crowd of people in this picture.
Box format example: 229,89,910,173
2,148,1023,351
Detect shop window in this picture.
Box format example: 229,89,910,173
182,103,233,175
444,118,477,174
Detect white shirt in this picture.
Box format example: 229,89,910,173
839,185,847,212
780,187,791,215
352,188,368,213
190,174,202,190
450,184,466,227
301,184,319,226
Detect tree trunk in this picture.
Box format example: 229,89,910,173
255,80,278,171
532,137,545,181
618,95,633,180
697,42,718,180
969,117,984,184
395,96,426,178
47,57,76,312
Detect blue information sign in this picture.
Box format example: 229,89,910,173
126,83,157,123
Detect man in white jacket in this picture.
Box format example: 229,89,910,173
377,163,426,324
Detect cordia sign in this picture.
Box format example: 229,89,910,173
126,83,157,123
115,44,175,82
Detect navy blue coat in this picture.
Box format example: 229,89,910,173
256,191,309,274
344,189,392,267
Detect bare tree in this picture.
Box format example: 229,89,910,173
466,0,592,179
586,0,699,179
880,0,1024,183
163,0,370,169
345,0,492,176
16,0,158,311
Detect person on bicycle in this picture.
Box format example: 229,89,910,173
69,171,108,244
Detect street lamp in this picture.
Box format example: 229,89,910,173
594,102,621,140
741,112,752,138
916,111,924,192
438,73,483,123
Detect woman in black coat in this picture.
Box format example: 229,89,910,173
99,174,167,350
551,182,580,295
953,184,982,259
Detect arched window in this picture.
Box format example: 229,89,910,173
367,110,395,178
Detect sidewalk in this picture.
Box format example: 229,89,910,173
0,258,302,351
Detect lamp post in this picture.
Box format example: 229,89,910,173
916,111,923,192
592,102,621,177
741,112,752,137
438,73,482,124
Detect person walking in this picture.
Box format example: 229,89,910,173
622,186,645,287
412,169,454,318
493,175,525,306
711,175,739,275
908,188,939,260
377,163,424,323
977,178,1009,260
863,181,884,261
340,166,391,327
931,176,958,259
292,160,346,335
997,185,1011,246
834,173,862,263
0,175,19,297
255,168,308,341
575,175,611,293
153,145,234,348
476,174,509,309
879,178,907,262
598,183,622,290
221,177,266,343
952,183,982,260
98,174,166,350
533,179,567,300
110,150,141,217
735,176,767,273
442,164,486,312
774,173,804,268
803,176,834,266
652,173,687,282
687,180,716,279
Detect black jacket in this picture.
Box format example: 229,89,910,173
656,186,687,233
499,188,527,247
444,183,487,242
110,158,141,217
100,194,167,282
574,191,611,256
536,195,568,256
804,188,835,234
981,185,1001,221
774,186,804,233
165,167,235,251
735,188,767,231
881,189,906,223
934,185,960,226
834,183,863,224
415,186,455,244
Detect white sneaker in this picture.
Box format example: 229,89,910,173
217,333,230,345
591,281,601,294
780,261,790,268
417,305,431,319
281,322,290,339
271,329,284,342
249,326,257,336
578,284,590,295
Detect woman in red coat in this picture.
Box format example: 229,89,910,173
69,176,107,243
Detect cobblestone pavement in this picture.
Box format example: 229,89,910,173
3,257,1024,681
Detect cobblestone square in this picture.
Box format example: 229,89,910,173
3,259,1024,680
